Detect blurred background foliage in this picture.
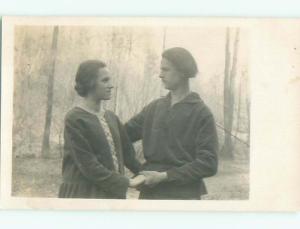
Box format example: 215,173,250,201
12,26,250,199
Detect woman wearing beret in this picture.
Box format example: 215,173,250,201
58,60,145,199
125,47,219,200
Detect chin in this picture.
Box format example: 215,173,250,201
164,85,172,90
99,96,111,100
162,84,169,89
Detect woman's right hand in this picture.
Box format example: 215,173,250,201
129,174,146,188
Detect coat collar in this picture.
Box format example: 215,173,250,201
164,91,202,105
76,103,106,117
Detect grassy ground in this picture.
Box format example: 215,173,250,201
202,159,249,200
12,157,249,200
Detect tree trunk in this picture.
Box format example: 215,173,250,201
246,97,251,145
41,26,59,158
222,28,240,159
58,129,63,158
160,27,167,97
222,28,233,159
234,73,242,146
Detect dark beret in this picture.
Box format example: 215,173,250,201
162,47,198,78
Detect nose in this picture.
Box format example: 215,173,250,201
108,81,114,89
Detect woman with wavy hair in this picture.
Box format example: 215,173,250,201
58,60,144,199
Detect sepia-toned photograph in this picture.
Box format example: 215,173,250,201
9,22,250,201
1,17,299,211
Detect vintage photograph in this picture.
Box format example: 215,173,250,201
8,22,250,201
2,17,300,211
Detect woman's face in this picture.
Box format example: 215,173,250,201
159,58,185,90
90,67,113,101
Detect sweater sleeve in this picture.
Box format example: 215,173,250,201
166,114,219,185
117,117,142,174
124,109,145,142
125,100,157,142
64,115,129,198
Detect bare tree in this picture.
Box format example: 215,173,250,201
246,96,251,146
234,70,243,146
160,27,167,97
222,28,240,159
41,26,59,157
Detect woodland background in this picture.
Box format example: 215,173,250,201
12,25,250,199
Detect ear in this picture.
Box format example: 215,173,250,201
88,76,98,90
178,72,188,80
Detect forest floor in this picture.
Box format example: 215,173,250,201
12,156,249,200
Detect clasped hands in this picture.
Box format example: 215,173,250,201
129,171,168,188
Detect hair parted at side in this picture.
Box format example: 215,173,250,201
74,60,106,97
162,47,198,78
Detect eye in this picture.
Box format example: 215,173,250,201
101,77,109,83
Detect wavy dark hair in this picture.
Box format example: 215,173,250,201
74,60,106,97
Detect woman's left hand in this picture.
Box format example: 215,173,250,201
129,174,146,188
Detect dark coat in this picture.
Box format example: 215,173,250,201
125,92,218,199
58,107,141,199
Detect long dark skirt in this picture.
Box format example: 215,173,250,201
59,181,125,199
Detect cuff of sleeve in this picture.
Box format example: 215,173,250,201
166,169,178,182
132,162,142,175
106,174,130,199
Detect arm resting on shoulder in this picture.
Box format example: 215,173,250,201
117,117,142,174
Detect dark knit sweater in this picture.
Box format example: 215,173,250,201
59,107,141,199
125,92,218,199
